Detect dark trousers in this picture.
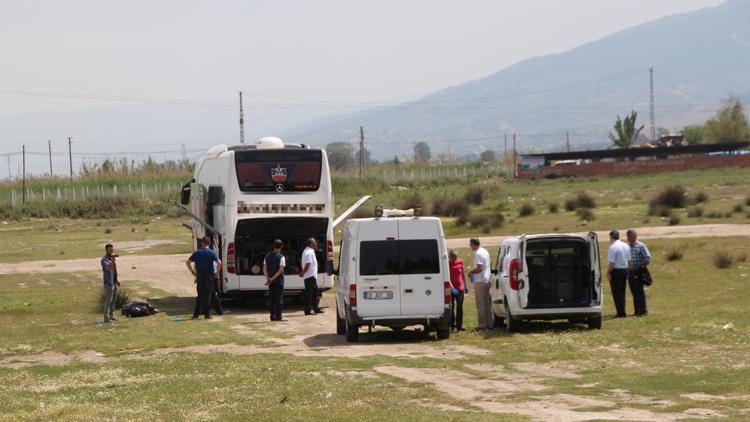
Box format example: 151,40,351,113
451,291,464,330
304,277,321,314
211,280,224,315
628,270,648,316
269,282,284,320
609,269,628,317
193,276,214,318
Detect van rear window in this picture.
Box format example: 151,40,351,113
235,149,322,192
359,239,440,275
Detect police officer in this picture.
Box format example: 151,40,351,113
264,239,286,321
186,236,222,320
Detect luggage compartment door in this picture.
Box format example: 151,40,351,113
356,220,401,318
397,219,445,317
588,232,602,306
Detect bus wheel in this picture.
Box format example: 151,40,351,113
345,320,359,342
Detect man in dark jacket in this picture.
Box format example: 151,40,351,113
264,239,286,321
186,236,222,320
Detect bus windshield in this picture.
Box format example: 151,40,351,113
235,149,322,192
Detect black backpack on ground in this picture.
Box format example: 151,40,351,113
121,301,158,318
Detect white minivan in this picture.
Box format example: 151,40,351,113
491,233,603,332
335,211,452,342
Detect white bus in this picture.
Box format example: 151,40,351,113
181,137,362,299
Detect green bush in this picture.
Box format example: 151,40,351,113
706,210,723,219
518,203,535,217
487,212,505,228
548,202,559,213
469,213,489,227
454,214,468,227
732,204,744,214
563,197,577,212
433,196,470,217
668,215,680,226
666,248,683,261
745,196,750,207
687,207,703,218
694,191,709,203
576,207,595,221
712,251,733,269
575,192,597,209
650,185,686,211
463,186,485,206
649,204,672,218
96,288,131,312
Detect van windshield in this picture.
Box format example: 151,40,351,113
235,149,322,192
360,239,440,275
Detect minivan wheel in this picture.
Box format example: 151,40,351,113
587,315,602,330
436,322,450,340
504,300,520,333
335,305,346,335
345,320,359,342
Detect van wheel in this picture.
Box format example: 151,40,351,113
504,300,520,333
436,323,450,340
587,315,602,330
336,306,346,335
345,321,359,342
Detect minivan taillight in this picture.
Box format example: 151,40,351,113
227,242,236,274
327,240,334,260
444,281,451,304
349,284,357,306
509,258,519,290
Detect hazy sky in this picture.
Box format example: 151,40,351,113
0,0,725,173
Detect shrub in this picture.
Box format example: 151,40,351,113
694,191,709,203
732,204,744,214
563,197,577,212
469,213,489,227
706,210,723,219
712,251,734,269
97,288,131,312
399,193,425,211
487,211,505,228
650,185,686,210
666,248,683,261
576,207,595,221
575,192,597,209
454,214,468,226
649,204,672,218
668,215,680,226
737,252,748,263
518,203,535,217
745,196,750,207
351,207,373,218
463,186,485,205
104,227,112,234
480,225,492,234
687,207,703,218
441,197,470,217
548,202,559,213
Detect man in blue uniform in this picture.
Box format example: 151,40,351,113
186,236,222,320
264,239,286,321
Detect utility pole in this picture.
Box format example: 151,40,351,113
22,145,26,205
6,154,10,179
48,139,53,177
566,131,571,152
68,137,73,182
238,91,245,144
181,143,187,162
512,133,517,178
359,126,365,179
649,66,656,142
504,133,508,175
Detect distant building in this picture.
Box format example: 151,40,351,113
518,142,750,179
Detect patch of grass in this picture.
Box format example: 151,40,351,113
745,196,750,207
668,215,680,226
712,251,734,269
468,213,488,227
694,191,709,203
104,227,112,234
518,203,535,217
547,202,559,213
706,210,724,219
732,204,744,214
454,214,468,227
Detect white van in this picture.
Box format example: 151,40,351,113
335,210,452,342
491,233,602,332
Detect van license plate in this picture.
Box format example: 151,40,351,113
364,291,393,300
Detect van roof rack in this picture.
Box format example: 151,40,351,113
375,205,423,218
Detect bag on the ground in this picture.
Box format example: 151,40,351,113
121,301,158,318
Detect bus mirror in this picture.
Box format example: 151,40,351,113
180,183,191,205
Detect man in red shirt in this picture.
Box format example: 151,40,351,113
448,250,468,331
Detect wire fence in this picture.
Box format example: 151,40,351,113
333,164,512,182
1,182,181,206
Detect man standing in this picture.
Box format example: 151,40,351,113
468,238,493,330
186,236,222,320
606,230,631,318
264,239,286,321
448,250,467,331
299,238,322,315
101,244,121,322
627,229,651,317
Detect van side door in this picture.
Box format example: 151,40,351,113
517,235,530,309
587,232,602,306
398,219,444,317
355,219,401,318
491,245,509,311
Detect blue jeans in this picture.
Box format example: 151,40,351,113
103,283,117,320
193,275,214,318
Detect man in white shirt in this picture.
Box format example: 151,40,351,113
606,230,631,318
299,238,322,315
469,238,494,330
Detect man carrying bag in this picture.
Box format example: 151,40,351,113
627,229,652,317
